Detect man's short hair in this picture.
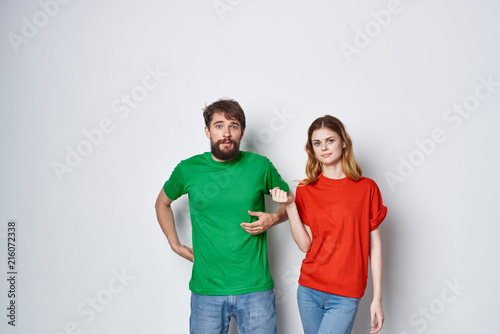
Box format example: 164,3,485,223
203,99,246,130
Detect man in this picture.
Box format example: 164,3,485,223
155,99,290,333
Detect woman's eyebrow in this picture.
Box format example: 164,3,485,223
312,136,335,142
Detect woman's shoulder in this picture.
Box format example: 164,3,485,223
359,176,375,184
355,177,382,190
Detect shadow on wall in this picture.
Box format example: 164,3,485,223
352,214,395,333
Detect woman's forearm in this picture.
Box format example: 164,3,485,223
286,202,312,252
370,228,383,301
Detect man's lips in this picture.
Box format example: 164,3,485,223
218,139,235,147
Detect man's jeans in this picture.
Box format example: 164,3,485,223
190,289,277,334
297,285,361,334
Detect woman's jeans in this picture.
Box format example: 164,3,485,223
297,284,361,334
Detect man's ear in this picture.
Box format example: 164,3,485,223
240,128,245,140
204,126,211,139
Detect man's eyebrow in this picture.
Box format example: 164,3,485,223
213,120,240,126
212,120,240,126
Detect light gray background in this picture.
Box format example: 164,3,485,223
1,0,499,333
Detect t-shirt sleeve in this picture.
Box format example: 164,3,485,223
163,163,186,201
295,185,309,226
369,181,387,231
265,161,289,193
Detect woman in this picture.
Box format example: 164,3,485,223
271,115,387,334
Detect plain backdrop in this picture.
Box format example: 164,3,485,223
1,0,500,333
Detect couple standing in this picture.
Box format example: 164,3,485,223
155,99,387,334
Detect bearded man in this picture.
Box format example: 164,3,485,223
155,98,290,334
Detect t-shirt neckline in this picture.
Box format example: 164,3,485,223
204,151,243,166
319,173,350,185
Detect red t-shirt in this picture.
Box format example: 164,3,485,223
295,174,387,298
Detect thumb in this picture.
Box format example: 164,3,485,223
248,210,262,217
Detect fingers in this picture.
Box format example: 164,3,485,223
269,187,289,203
178,245,194,262
248,210,262,217
269,187,280,197
240,222,263,235
241,212,273,235
370,312,384,333
370,322,382,333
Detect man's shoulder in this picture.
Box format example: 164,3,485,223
178,152,209,166
239,151,272,164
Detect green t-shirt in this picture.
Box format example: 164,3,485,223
163,151,289,295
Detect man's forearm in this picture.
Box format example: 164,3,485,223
271,203,288,226
156,202,180,248
155,190,194,262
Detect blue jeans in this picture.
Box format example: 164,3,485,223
297,285,361,334
190,289,277,334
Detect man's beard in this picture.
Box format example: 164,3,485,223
211,138,240,161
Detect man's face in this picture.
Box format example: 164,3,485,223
205,112,245,161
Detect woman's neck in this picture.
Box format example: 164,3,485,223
322,163,346,180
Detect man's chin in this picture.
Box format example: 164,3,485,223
212,148,239,161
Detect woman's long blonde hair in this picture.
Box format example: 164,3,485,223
301,115,363,186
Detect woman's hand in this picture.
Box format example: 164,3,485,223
270,187,294,205
370,299,384,333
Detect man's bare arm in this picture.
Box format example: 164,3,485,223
155,189,194,262
240,205,288,235
240,189,289,235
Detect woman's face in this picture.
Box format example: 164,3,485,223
311,127,346,167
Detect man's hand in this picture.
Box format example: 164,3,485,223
173,244,194,262
240,211,276,235
370,299,384,333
